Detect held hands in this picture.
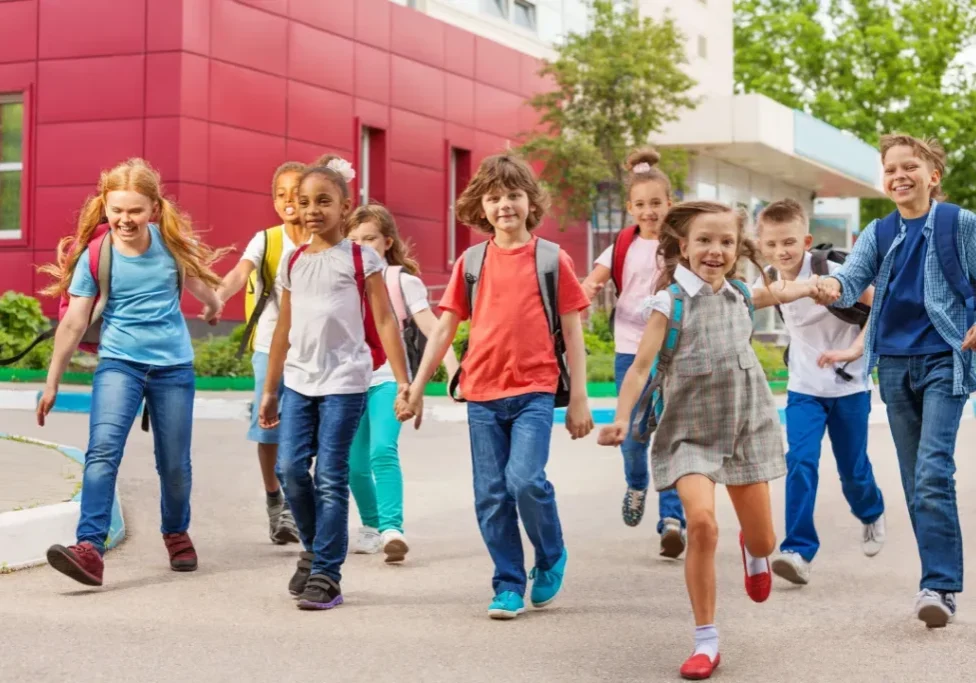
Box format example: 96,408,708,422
395,384,423,429
818,344,863,367
583,279,605,301
199,293,224,326
565,395,594,440
258,392,280,429
813,276,842,306
36,384,57,427
597,420,628,446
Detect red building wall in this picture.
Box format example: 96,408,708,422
0,0,589,320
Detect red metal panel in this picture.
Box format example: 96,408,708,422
35,119,144,187
355,43,390,105
169,182,210,233
146,0,181,52
355,98,389,130
390,108,444,170
443,25,475,78
474,37,521,94
518,53,549,98
0,0,38,64
445,123,476,154
31,185,91,250
474,131,510,162
289,0,353,37
208,186,280,306
210,61,286,135
286,81,355,149
211,0,287,76
474,83,523,139
38,56,145,124
288,22,354,94
390,56,444,120
518,102,542,136
38,0,146,59
386,161,443,221
445,73,474,128
237,0,286,15
354,0,390,51
285,140,352,167
396,216,442,274
145,116,209,185
390,3,444,69
208,124,285,195
180,53,210,119
146,53,181,118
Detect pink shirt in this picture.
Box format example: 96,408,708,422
595,236,662,354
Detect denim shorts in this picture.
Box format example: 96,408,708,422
248,351,284,444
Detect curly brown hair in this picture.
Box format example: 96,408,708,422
880,133,948,201
454,154,551,234
345,203,420,275
654,201,767,293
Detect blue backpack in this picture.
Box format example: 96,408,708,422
874,202,975,375
629,279,754,443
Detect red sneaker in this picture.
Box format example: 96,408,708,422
740,531,771,602
47,542,104,586
163,532,198,572
680,653,721,680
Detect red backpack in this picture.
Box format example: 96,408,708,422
287,242,386,370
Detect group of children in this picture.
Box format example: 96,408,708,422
32,130,974,680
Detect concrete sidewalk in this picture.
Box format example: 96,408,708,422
0,437,81,513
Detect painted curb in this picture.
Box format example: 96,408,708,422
0,434,125,571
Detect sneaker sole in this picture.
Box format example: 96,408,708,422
170,561,198,573
384,539,409,563
622,514,643,528
863,543,883,557
46,547,102,587
917,604,952,628
271,527,301,545
771,558,809,585
353,546,380,555
298,595,344,610
488,607,525,620
660,529,685,559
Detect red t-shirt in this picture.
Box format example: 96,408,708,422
440,237,590,402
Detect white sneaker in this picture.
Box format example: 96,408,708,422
771,551,811,585
353,526,381,554
381,529,409,564
862,514,886,557
915,589,956,628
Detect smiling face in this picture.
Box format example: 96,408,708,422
104,190,155,247
883,144,940,212
481,185,532,237
627,179,670,237
680,211,739,290
273,171,302,226
758,218,812,279
298,173,351,240
348,220,391,259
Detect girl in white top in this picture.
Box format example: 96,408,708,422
258,159,411,611
581,147,687,556
345,203,461,563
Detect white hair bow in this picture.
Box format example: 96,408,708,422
326,158,357,182
632,162,652,174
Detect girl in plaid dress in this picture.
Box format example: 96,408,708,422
598,201,821,680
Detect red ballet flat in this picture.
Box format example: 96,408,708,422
740,531,771,603
680,652,721,680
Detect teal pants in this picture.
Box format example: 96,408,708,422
349,382,404,533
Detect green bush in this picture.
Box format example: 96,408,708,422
193,325,253,377
0,291,56,369
751,340,787,379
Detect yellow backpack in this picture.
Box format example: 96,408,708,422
237,225,285,357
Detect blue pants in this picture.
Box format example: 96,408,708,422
467,392,564,597
247,351,283,444
615,352,685,532
782,391,885,562
276,387,366,582
878,353,966,593
77,359,195,553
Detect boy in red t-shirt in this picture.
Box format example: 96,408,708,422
397,154,593,619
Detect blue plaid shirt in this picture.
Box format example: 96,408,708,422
832,200,976,396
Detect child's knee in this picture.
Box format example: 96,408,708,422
745,529,777,557
686,509,718,550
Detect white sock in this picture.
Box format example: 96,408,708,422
694,625,719,661
743,542,769,577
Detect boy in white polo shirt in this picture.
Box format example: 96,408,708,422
756,199,886,585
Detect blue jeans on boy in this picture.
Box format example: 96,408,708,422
77,359,195,553
276,387,365,582
615,352,685,532
468,392,564,597
782,391,885,562
878,352,966,593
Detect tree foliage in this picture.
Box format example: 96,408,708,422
516,0,698,226
735,0,976,222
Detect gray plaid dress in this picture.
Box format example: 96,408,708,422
650,284,786,491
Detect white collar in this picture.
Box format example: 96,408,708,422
674,264,736,297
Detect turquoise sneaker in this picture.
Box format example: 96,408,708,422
530,547,568,608
488,591,525,620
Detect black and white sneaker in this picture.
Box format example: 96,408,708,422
915,589,956,628
288,551,313,597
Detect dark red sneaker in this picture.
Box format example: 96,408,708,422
163,532,198,572
740,531,771,603
47,542,104,586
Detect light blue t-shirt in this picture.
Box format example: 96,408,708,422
68,224,194,366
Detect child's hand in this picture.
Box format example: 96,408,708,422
583,279,605,301
397,385,424,429
963,324,976,351
818,345,862,366
258,392,280,429
814,277,841,306
200,296,224,326
565,395,594,440
597,420,628,446
36,384,57,427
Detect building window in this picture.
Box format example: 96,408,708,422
448,147,472,266
0,96,23,240
697,35,707,59
359,126,387,206
513,0,536,30
482,0,507,18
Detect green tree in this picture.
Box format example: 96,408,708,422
734,0,976,222
517,0,698,226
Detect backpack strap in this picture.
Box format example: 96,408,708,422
462,241,489,322
385,265,408,331
810,250,830,276
352,242,366,299
728,279,755,322
88,229,113,326
932,203,974,376
237,229,272,358
287,243,309,280
875,210,901,268
535,238,571,404
610,225,640,293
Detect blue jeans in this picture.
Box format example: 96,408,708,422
782,391,885,562
878,352,966,593
276,387,366,582
77,359,195,553
468,392,564,596
615,352,685,532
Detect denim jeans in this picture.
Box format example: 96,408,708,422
276,387,366,582
878,352,966,593
782,391,885,562
468,392,563,596
77,358,195,553
615,352,686,532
